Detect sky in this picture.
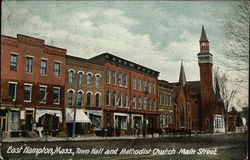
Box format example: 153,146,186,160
1,1,248,109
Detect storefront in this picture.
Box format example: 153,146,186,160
114,113,129,130
131,114,143,129
159,108,174,129
87,110,102,131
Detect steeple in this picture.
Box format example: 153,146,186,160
179,61,187,87
200,25,208,42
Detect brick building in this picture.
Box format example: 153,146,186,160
1,34,66,136
65,55,104,135
89,53,159,134
157,80,174,129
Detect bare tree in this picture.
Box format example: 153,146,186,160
214,68,237,133
223,1,249,78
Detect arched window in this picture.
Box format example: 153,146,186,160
77,91,83,107
68,90,74,106
95,93,100,107
148,98,151,111
138,97,142,110
87,73,92,87
106,91,110,106
68,71,74,83
123,94,127,107
118,93,122,107
78,72,83,85
95,75,101,88
87,92,92,106
123,73,127,87
180,104,185,127
112,91,116,106
118,73,122,86
143,98,147,110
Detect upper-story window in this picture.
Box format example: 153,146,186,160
133,96,137,109
10,54,18,71
86,73,92,87
143,80,147,92
87,92,92,106
148,98,151,111
169,95,172,105
152,83,156,94
148,81,151,93
138,79,141,91
118,73,122,86
54,62,61,78
78,72,83,85
133,77,137,90
95,74,101,88
106,91,110,106
123,93,128,107
112,91,116,107
138,97,142,110
40,59,47,75
39,86,47,103
153,99,156,111
159,93,162,105
162,94,165,105
68,90,74,106
106,70,111,84
95,93,100,107
68,70,74,83
24,84,32,102
77,91,83,107
117,93,122,107
112,71,116,85
53,87,60,104
26,57,33,73
143,98,147,110
8,82,17,101
123,73,127,87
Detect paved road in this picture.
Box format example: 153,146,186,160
1,133,248,160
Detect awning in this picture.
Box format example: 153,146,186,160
66,108,91,123
35,109,62,122
88,110,102,116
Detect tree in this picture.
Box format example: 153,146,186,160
241,107,249,126
214,68,237,133
236,112,243,127
223,1,249,77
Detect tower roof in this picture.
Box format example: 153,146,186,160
179,61,187,87
200,25,209,42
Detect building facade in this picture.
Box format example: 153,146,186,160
65,55,104,135
157,80,174,129
1,34,66,136
90,53,159,134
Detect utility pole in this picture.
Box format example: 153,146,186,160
72,79,79,138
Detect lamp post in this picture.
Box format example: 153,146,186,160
72,80,79,138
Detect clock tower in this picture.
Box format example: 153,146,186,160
198,26,214,131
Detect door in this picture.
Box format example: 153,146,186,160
0,110,7,131
26,111,33,131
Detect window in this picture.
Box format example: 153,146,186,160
133,77,137,90
148,81,151,93
138,97,142,110
162,94,165,105
112,71,116,85
143,80,147,92
148,98,151,111
138,79,141,91
143,98,147,110
152,83,155,94
169,96,172,105
180,104,185,127
8,111,19,131
53,88,60,104
78,72,83,85
54,62,61,77
68,90,73,106
24,84,32,102
153,100,156,111
166,95,169,105
87,92,92,106
106,70,111,84
39,86,47,103
123,94,127,107
117,93,122,107
8,82,17,101
86,73,92,87
112,91,116,107
118,73,122,86
77,92,83,107
25,57,33,73
95,93,100,107
95,75,101,88
159,94,162,105
68,71,74,83
133,96,137,109
106,91,110,106
123,74,127,87
10,54,17,71
40,59,47,75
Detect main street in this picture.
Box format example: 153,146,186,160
1,133,247,160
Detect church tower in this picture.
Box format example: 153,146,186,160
198,26,214,131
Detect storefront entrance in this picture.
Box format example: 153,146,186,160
0,110,7,131
25,111,33,131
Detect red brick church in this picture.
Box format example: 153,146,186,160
172,26,225,133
